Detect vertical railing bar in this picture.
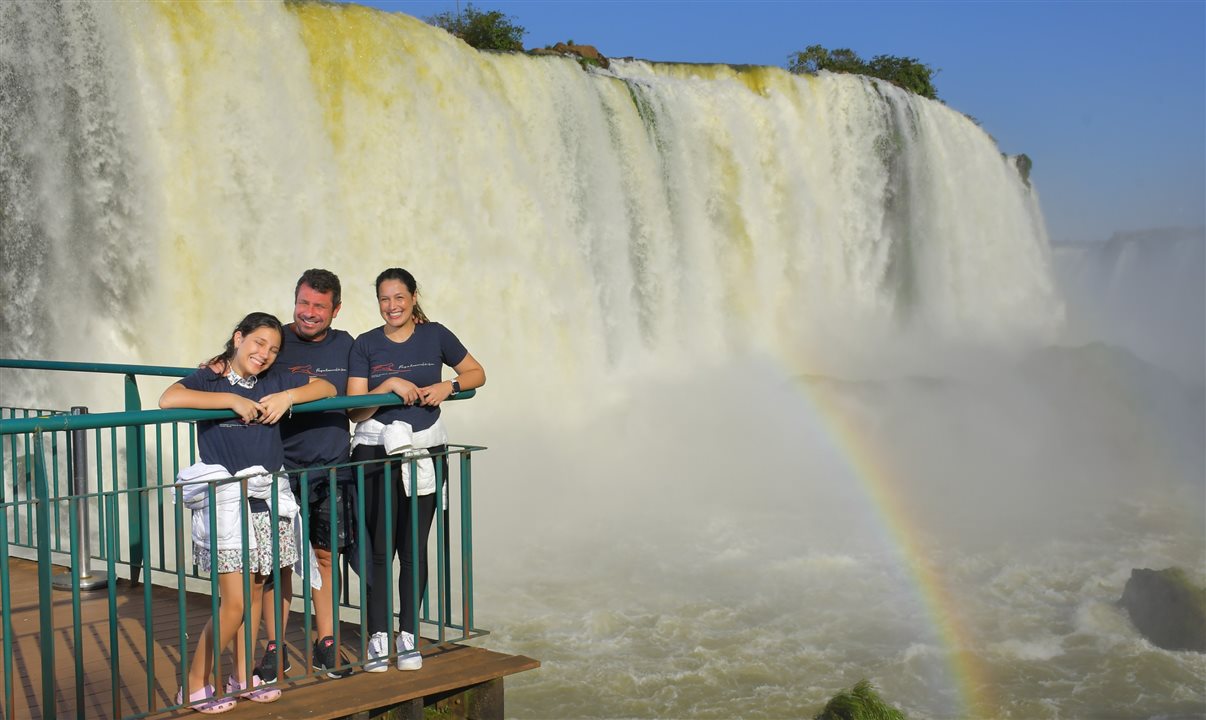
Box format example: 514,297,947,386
22,424,32,546
33,434,56,716
105,491,121,719
208,481,220,694
142,468,155,708
384,458,395,653
109,430,120,560
434,451,446,643
461,452,474,633
5,429,14,552
355,464,368,665
407,456,419,646
124,373,146,585
174,466,189,707
298,469,313,675
155,423,166,570
69,476,84,715
93,427,104,560
50,432,61,552
240,477,253,696
0,440,14,718
268,473,282,684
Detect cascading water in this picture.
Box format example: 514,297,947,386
3,2,1202,718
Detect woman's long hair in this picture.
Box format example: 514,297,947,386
205,312,284,375
374,268,429,324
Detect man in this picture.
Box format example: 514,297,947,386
257,268,356,680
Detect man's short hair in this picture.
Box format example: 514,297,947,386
296,268,342,307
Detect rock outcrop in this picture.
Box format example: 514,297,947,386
1119,567,1206,652
529,42,609,69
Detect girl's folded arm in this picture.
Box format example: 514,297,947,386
160,382,262,423
259,377,336,425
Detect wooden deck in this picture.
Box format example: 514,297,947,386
0,558,538,719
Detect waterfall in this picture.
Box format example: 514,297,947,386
1,0,1060,406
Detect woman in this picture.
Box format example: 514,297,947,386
347,268,485,672
161,312,335,713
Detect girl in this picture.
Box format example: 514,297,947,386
347,268,485,672
162,312,335,713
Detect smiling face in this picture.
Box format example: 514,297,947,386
231,326,282,377
377,278,417,330
293,282,340,341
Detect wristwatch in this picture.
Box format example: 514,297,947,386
450,379,461,394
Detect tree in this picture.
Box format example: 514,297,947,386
425,3,526,52
866,54,938,100
787,44,940,100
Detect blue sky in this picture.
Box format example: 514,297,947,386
357,0,1205,244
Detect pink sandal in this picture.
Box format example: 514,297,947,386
176,684,236,714
226,675,281,703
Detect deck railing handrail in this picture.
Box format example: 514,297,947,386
0,358,195,377
0,391,476,435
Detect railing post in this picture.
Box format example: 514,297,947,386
32,434,56,714
124,374,147,585
53,407,108,591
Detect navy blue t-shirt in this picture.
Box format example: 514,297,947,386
180,367,309,473
349,322,468,431
273,326,354,468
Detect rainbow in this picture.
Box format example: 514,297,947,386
796,376,994,717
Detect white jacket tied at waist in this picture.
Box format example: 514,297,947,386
352,418,448,497
175,463,298,552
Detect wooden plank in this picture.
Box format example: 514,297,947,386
0,559,538,720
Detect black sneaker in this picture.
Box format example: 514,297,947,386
313,636,353,679
253,640,292,683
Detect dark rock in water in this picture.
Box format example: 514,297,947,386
1119,567,1206,652
1013,153,1032,187
529,42,610,69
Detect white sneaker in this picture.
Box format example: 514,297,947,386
396,631,422,671
364,631,390,673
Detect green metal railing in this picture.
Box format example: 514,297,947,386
0,359,485,719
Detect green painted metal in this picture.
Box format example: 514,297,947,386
0,358,193,377
461,452,475,632
69,481,85,714
0,438,10,717
104,491,120,718
32,435,55,713
0,390,476,435
124,374,146,585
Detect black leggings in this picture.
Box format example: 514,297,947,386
352,443,445,636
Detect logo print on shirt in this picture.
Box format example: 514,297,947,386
290,364,318,378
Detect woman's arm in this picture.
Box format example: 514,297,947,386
258,377,336,425
347,375,422,423
418,352,485,407
159,382,264,423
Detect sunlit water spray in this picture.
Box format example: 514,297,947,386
2,2,1202,717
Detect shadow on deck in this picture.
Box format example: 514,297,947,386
2,558,538,719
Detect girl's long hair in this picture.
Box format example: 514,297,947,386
205,312,284,375
374,268,429,324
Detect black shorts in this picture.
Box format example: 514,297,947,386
289,465,356,552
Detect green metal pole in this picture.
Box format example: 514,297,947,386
32,434,55,715
0,439,14,717
124,373,147,585
461,452,474,634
